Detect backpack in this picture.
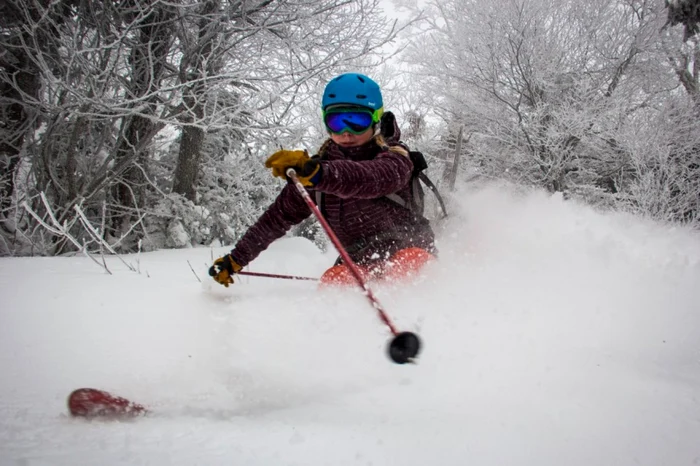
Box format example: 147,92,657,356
380,112,448,220
383,149,448,220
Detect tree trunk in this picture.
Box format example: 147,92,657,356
173,126,204,201
111,115,156,234
0,36,41,224
108,4,174,244
446,125,464,192
171,0,221,202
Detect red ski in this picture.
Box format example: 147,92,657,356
68,388,148,418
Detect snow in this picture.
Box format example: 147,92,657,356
2,183,700,465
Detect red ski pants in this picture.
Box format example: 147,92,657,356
319,247,435,287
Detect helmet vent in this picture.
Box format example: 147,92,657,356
357,76,365,83
356,94,367,99
328,94,336,98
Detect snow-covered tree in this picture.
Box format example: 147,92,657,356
400,0,700,226
0,0,403,255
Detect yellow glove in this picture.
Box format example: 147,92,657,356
264,149,322,187
265,150,310,179
208,254,243,287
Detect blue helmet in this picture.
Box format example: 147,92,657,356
322,73,384,122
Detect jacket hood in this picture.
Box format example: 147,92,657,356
379,111,401,144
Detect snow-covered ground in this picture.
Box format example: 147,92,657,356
2,183,700,466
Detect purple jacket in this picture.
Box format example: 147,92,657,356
230,130,435,267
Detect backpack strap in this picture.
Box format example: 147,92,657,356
418,172,448,219
384,193,407,208
311,147,330,214
384,171,448,219
384,177,424,213
315,190,324,213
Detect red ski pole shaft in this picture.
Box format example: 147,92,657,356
286,169,398,336
238,270,318,281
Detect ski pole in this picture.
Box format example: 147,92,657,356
286,168,421,364
238,270,318,281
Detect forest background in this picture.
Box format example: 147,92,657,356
1,0,698,256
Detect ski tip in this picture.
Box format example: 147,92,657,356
68,388,148,419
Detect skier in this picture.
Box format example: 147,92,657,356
209,72,436,286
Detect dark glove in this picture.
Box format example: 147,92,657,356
265,149,322,187
208,254,242,287
295,158,322,187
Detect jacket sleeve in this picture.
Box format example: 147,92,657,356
314,150,413,199
229,183,311,267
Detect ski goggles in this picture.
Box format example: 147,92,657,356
323,106,382,135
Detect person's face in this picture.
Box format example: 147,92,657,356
330,127,374,147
